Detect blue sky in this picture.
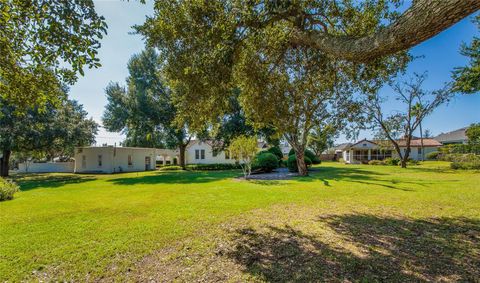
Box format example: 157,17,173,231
70,1,479,145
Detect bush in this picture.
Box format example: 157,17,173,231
159,165,183,171
267,146,284,160
288,148,321,165
449,154,480,170
368,160,384,165
287,155,312,172
426,151,439,160
338,158,345,163
0,178,19,201
407,158,420,165
384,157,400,166
186,163,242,171
252,152,279,173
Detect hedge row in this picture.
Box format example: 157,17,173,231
186,163,242,171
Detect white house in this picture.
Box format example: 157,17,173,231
74,146,157,173
185,140,237,164
341,138,442,164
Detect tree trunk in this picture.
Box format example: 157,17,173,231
419,123,424,161
0,150,11,177
295,150,308,176
291,0,480,62
179,144,186,169
401,146,411,169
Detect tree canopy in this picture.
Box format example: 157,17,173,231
0,0,107,108
0,93,98,176
453,15,480,94
137,0,477,130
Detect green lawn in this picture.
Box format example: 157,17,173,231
1,162,479,281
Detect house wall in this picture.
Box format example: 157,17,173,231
74,147,158,173
393,146,439,160
342,146,440,164
185,141,236,164
112,148,157,172
74,147,115,173
17,162,74,173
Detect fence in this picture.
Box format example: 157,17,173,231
17,162,75,173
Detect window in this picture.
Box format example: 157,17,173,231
225,150,230,159
200,149,205,159
417,148,422,154
195,149,200,159
98,155,102,167
128,155,133,166
212,150,217,157
82,155,86,168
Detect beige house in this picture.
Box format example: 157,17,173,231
341,138,442,164
74,146,157,173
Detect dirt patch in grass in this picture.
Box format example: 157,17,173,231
126,204,480,282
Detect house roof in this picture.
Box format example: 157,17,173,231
434,127,468,143
333,143,352,151
395,138,442,147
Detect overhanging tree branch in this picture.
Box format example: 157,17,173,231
291,0,480,61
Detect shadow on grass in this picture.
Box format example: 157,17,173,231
298,166,443,191
225,214,480,282
108,170,235,185
12,174,96,191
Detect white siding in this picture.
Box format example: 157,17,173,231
185,141,236,164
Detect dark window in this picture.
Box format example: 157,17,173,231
128,155,133,166
195,150,200,159
225,150,230,159
417,147,422,154
201,149,205,159
98,155,102,167
82,155,86,168
212,150,217,157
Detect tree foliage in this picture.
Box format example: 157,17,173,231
228,135,258,179
366,73,453,168
453,15,480,94
0,1,107,108
135,0,474,132
466,123,480,145
102,48,192,167
0,92,98,176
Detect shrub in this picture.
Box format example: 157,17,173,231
426,151,439,160
159,165,183,171
407,158,420,165
338,158,345,163
368,160,384,165
267,146,284,160
0,178,19,201
384,157,400,166
287,155,312,172
288,148,321,164
252,152,279,173
449,154,480,170
186,163,242,171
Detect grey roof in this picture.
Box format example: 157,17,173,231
434,127,468,143
333,143,352,151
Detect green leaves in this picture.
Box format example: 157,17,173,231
0,0,107,109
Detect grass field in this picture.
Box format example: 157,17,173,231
1,162,479,281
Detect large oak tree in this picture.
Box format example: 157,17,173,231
137,0,478,130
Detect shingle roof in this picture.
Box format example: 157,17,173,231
395,138,442,147
434,128,468,143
